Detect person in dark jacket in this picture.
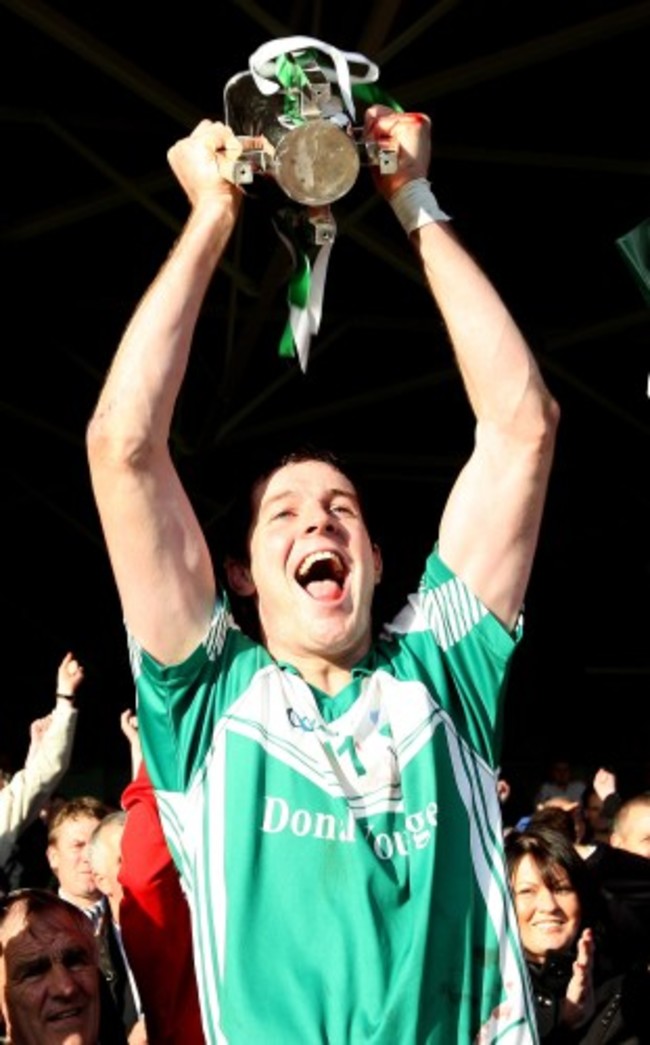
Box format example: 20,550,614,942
506,826,650,1043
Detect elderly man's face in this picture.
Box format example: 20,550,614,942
0,902,99,1044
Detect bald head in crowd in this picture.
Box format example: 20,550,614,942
0,889,100,1044
611,793,650,859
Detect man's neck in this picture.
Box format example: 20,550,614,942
262,621,373,695
290,657,353,696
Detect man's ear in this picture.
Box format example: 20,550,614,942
372,544,383,585
224,557,257,597
46,843,58,876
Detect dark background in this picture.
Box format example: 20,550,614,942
2,0,648,817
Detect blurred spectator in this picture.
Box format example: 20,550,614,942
592,767,619,806
496,775,511,807
533,779,650,977
119,710,204,1044
46,797,110,914
529,804,579,844
537,796,587,845
0,653,82,893
89,812,146,1043
535,757,586,807
591,767,622,839
89,813,127,926
581,786,610,845
496,772,519,836
611,794,650,860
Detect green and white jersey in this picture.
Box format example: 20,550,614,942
131,550,538,1044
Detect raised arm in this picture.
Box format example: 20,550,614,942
120,710,142,779
0,652,80,865
366,107,559,630
87,120,244,665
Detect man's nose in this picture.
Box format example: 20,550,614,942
49,962,78,997
304,507,338,534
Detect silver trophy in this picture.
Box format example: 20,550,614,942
221,38,397,243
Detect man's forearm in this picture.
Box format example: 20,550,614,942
412,219,556,434
0,701,77,865
365,104,556,440
89,197,240,457
86,121,244,664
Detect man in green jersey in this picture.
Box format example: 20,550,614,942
87,106,559,1043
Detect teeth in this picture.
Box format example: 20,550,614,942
50,1009,81,1021
296,551,344,578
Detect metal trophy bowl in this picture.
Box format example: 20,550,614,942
222,67,360,207
273,120,359,206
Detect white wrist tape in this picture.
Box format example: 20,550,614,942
389,178,451,234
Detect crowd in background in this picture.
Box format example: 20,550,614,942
0,653,201,1044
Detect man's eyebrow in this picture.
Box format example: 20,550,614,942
260,490,296,508
329,488,358,501
62,945,92,966
262,487,358,507
12,956,51,980
12,943,92,979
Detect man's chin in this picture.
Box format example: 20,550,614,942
262,600,372,665
302,618,371,659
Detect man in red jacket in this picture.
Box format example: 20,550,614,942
119,711,205,1045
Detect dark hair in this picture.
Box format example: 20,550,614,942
529,805,578,843
505,826,601,933
218,444,373,565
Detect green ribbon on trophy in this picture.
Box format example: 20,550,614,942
241,36,403,370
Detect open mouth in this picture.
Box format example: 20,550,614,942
295,551,348,600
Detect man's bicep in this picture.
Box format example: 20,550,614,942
91,455,216,665
438,431,553,630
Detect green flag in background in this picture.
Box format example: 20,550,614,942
616,218,650,306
